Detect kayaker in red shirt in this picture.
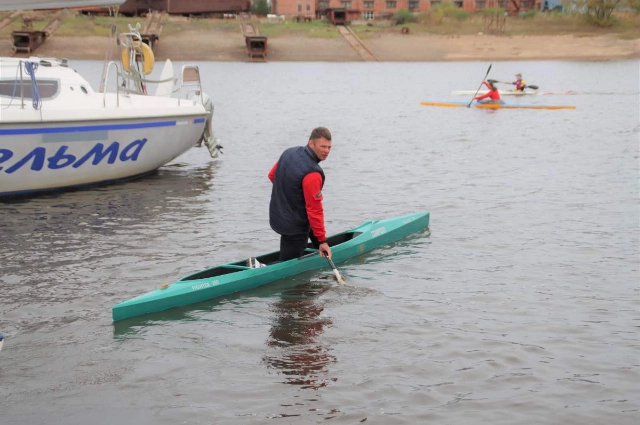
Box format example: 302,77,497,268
474,80,502,104
266,127,333,263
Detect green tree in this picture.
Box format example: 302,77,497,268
563,0,632,25
393,9,418,25
426,1,469,24
251,0,271,16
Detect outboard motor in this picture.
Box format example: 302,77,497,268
198,92,223,158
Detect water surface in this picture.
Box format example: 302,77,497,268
1,60,638,424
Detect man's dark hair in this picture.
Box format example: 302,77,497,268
309,127,331,141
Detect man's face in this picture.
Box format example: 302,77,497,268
309,137,332,161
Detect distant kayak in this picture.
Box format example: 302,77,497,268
421,101,576,110
451,89,540,96
451,90,578,96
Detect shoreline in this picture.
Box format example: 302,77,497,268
2,30,638,62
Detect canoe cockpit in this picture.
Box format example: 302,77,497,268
180,231,362,281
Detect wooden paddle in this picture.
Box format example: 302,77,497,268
468,64,492,107
325,257,346,285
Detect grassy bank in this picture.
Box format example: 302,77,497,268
1,11,638,40
349,12,640,39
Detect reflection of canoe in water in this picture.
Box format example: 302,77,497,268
421,101,576,110
112,211,431,322
540,91,578,95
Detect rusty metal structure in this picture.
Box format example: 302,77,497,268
118,0,250,16
337,25,377,62
327,8,346,25
0,11,21,31
239,12,267,62
12,9,71,53
141,10,164,47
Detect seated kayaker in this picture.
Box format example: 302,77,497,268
474,80,503,104
510,73,527,91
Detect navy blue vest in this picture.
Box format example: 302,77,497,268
269,145,325,235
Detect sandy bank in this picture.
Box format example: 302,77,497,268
2,29,638,62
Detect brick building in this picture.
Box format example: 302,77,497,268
117,0,251,15
271,0,316,17
272,0,542,20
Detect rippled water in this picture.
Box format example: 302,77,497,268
1,60,638,424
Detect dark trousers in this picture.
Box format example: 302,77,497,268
279,230,320,262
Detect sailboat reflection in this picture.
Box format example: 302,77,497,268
263,281,336,389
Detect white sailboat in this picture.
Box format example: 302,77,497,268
0,1,222,198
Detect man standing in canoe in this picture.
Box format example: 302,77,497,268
474,79,503,104
267,127,333,263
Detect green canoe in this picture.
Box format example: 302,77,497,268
112,211,430,322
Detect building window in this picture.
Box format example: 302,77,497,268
363,10,374,19
386,1,397,8
341,1,351,7
498,1,508,8
364,1,374,8
306,4,310,10
298,4,302,11
431,1,441,7
476,0,486,8
318,1,329,8
409,1,419,8
454,1,463,7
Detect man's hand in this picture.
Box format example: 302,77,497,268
319,242,332,259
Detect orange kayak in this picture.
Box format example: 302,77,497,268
421,101,576,110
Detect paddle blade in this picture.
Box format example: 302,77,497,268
526,85,539,90
326,258,346,285
468,64,492,107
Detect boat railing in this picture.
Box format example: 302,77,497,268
117,28,155,97
117,70,152,96
179,65,204,106
16,60,27,109
119,71,181,99
100,61,202,108
101,60,121,107
100,26,205,107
